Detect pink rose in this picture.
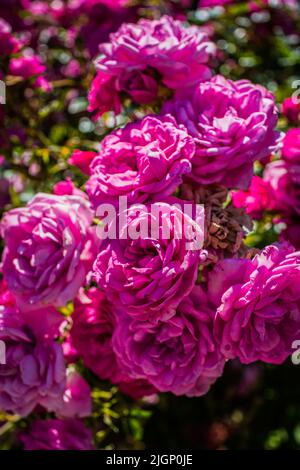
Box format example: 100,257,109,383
71,288,124,383
232,176,275,219
92,202,205,320
88,15,215,116
112,286,225,396
264,160,300,216
0,18,19,57
86,115,194,208
54,368,92,419
1,193,97,310
163,75,279,189
212,243,300,364
68,150,97,176
71,288,156,398
0,304,66,416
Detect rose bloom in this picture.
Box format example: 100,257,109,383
163,75,279,189
86,115,194,208
71,288,156,398
20,419,94,450
212,243,300,364
232,176,275,219
71,287,123,383
92,202,205,320
264,160,300,216
282,98,300,124
0,18,19,57
263,129,300,216
88,15,215,117
0,178,10,209
53,179,88,198
199,0,299,7
54,368,92,419
1,193,97,310
0,304,66,416
112,286,225,397
0,278,15,307
68,150,97,176
9,54,46,79
282,128,300,162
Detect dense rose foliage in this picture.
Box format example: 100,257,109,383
163,75,279,189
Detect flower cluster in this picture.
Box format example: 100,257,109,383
1,0,300,451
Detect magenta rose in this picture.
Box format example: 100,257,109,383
163,75,279,189
264,160,300,216
92,202,205,320
1,193,97,310
20,419,94,450
212,243,300,364
282,128,300,162
68,150,97,176
88,15,215,116
0,305,66,416
71,288,157,398
9,54,46,79
118,379,157,400
53,179,88,198
86,115,194,208
112,286,225,397
88,71,121,119
232,176,275,219
282,98,300,124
